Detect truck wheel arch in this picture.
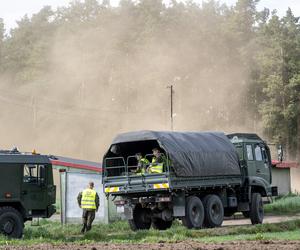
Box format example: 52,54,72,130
248,177,269,198
250,185,267,197
0,203,26,221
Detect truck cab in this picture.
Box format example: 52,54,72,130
0,149,56,238
227,133,277,197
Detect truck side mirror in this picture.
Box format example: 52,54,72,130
277,145,283,162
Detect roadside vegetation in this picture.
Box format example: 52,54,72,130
0,219,300,246
265,194,300,215
0,194,299,246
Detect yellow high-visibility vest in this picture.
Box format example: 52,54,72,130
81,188,96,210
148,157,163,173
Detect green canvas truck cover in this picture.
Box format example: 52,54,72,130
107,131,241,177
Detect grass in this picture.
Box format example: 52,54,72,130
1,219,300,246
265,194,300,215
0,194,299,246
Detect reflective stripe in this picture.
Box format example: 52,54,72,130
105,187,120,193
153,183,169,189
81,188,96,209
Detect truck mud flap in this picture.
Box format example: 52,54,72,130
173,192,185,217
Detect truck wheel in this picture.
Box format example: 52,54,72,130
182,196,204,229
250,193,263,224
152,218,173,230
242,211,250,218
203,195,224,228
128,204,151,231
0,207,24,238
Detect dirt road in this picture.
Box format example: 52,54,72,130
49,213,300,225
223,213,300,226
2,241,300,250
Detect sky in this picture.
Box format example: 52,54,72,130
0,0,300,32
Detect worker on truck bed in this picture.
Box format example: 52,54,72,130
135,153,149,174
77,182,99,233
148,148,166,173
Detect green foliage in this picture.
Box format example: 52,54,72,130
265,195,300,214
0,219,300,245
0,0,299,157
255,8,300,157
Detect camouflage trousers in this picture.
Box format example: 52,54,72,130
81,209,96,233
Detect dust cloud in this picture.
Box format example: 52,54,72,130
0,2,260,161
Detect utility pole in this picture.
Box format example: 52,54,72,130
167,85,174,131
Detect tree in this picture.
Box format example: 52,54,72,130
0,0,299,160
257,9,300,158
3,7,55,84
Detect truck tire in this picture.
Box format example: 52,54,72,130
182,196,204,229
152,218,173,230
128,204,151,231
250,193,263,224
203,195,224,228
0,207,24,238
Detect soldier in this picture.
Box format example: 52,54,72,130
135,153,149,174
77,182,99,233
148,148,166,173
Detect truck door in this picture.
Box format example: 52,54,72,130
245,144,256,176
254,145,271,183
22,164,48,214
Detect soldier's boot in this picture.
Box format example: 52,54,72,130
81,224,87,234
86,225,92,232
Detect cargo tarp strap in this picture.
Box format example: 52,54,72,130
81,188,96,210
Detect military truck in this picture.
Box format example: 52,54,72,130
103,131,278,230
0,149,56,238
